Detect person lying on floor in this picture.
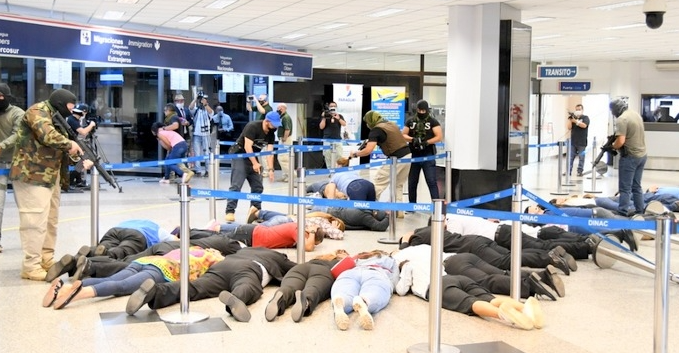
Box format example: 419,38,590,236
551,192,679,215
524,204,637,251
211,221,325,252
445,214,594,261
399,222,575,276
42,246,224,310
229,207,345,240
392,245,544,330
125,247,296,322
324,157,376,201
46,228,242,281
330,250,400,331
264,249,349,322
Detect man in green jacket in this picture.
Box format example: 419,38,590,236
0,83,24,253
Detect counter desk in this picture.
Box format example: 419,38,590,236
644,122,679,170
94,122,132,164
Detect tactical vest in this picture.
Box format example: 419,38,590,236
375,121,408,156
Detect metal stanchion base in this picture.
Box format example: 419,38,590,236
561,182,576,186
586,176,603,180
407,343,460,353
549,191,570,195
160,311,209,324
583,189,603,194
377,238,399,244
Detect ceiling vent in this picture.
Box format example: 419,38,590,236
655,60,679,70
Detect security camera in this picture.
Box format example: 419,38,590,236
643,0,666,29
346,42,353,49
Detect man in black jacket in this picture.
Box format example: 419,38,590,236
126,247,296,321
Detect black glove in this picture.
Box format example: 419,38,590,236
412,137,427,150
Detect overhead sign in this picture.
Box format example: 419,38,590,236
0,14,313,79
559,81,591,92
537,65,578,79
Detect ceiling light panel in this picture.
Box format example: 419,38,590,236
206,1,237,9
368,8,405,18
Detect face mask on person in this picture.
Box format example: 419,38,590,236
276,110,283,115
417,112,427,119
574,110,582,116
176,103,184,109
258,100,266,105
0,98,8,112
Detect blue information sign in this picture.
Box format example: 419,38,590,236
537,65,578,79
0,15,313,79
559,81,591,92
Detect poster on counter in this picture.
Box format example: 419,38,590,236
370,86,406,129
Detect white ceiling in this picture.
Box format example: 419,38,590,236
3,0,678,68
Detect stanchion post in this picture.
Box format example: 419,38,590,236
445,151,452,204
407,200,459,353
90,167,100,247
510,183,523,300
208,150,216,221
585,137,602,194
288,147,295,215
296,166,306,264
550,141,569,196
160,184,208,324
295,142,304,216
330,142,337,175
562,139,575,186
654,217,671,353
378,156,399,244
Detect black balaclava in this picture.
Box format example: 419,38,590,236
416,99,429,119
48,89,77,117
0,83,11,112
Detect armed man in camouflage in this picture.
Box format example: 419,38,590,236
0,83,24,253
10,89,93,281
402,99,442,205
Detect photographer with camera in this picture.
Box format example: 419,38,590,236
566,104,589,177
189,91,214,177
319,101,346,169
402,99,442,205
246,94,273,175
609,99,647,216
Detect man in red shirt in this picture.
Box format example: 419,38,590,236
224,222,324,251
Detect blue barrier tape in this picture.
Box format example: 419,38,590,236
190,188,433,212
307,159,390,176
449,188,514,208
301,137,445,148
528,142,560,148
0,168,7,175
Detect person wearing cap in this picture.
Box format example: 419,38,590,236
10,88,93,281
0,83,24,253
224,111,280,222
64,103,96,191
246,94,273,175
609,98,647,216
275,103,293,182
349,111,411,217
402,99,442,206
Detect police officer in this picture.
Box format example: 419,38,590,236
402,99,443,204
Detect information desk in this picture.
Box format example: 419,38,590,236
95,122,131,164
644,122,679,170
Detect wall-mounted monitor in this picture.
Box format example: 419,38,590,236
273,81,310,104
100,69,124,86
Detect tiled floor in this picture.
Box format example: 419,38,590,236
0,156,677,353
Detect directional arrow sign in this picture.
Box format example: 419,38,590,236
537,65,578,79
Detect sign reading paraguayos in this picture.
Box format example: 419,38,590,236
0,14,313,79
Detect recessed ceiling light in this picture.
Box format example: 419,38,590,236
368,8,405,18
603,23,646,30
103,11,124,20
179,16,204,23
393,39,419,44
426,49,447,54
206,0,236,9
533,34,562,40
590,1,644,11
321,23,348,30
522,17,554,24
583,36,619,42
531,45,554,49
282,33,307,39
356,46,379,51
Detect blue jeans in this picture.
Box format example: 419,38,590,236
569,145,587,175
164,141,188,179
346,180,376,201
226,158,264,214
192,134,211,173
408,158,439,203
617,155,647,214
82,263,166,297
331,267,393,314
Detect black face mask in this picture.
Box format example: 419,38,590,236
0,98,8,112
276,110,283,115
417,113,427,119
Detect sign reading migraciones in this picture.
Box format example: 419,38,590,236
0,14,313,79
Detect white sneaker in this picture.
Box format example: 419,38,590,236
159,178,170,184
332,297,349,330
352,296,374,330
498,302,533,330
522,296,544,329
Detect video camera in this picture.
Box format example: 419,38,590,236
567,112,577,119
247,95,257,102
196,91,206,109
323,103,337,118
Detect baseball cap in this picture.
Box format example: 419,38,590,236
265,111,281,128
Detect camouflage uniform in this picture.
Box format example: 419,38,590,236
11,94,75,280
0,103,24,252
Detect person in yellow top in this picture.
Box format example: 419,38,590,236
42,246,223,310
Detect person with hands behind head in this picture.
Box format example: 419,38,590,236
566,104,590,177
188,92,213,177
224,111,281,222
10,88,94,281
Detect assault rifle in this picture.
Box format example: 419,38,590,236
582,134,617,177
52,112,123,192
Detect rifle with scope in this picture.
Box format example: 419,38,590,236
52,112,123,192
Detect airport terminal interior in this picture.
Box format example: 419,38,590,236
0,154,678,353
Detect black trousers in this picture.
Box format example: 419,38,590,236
442,233,550,270
494,224,591,260
277,263,334,315
98,228,147,260
438,275,495,315
148,258,263,310
443,253,532,298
